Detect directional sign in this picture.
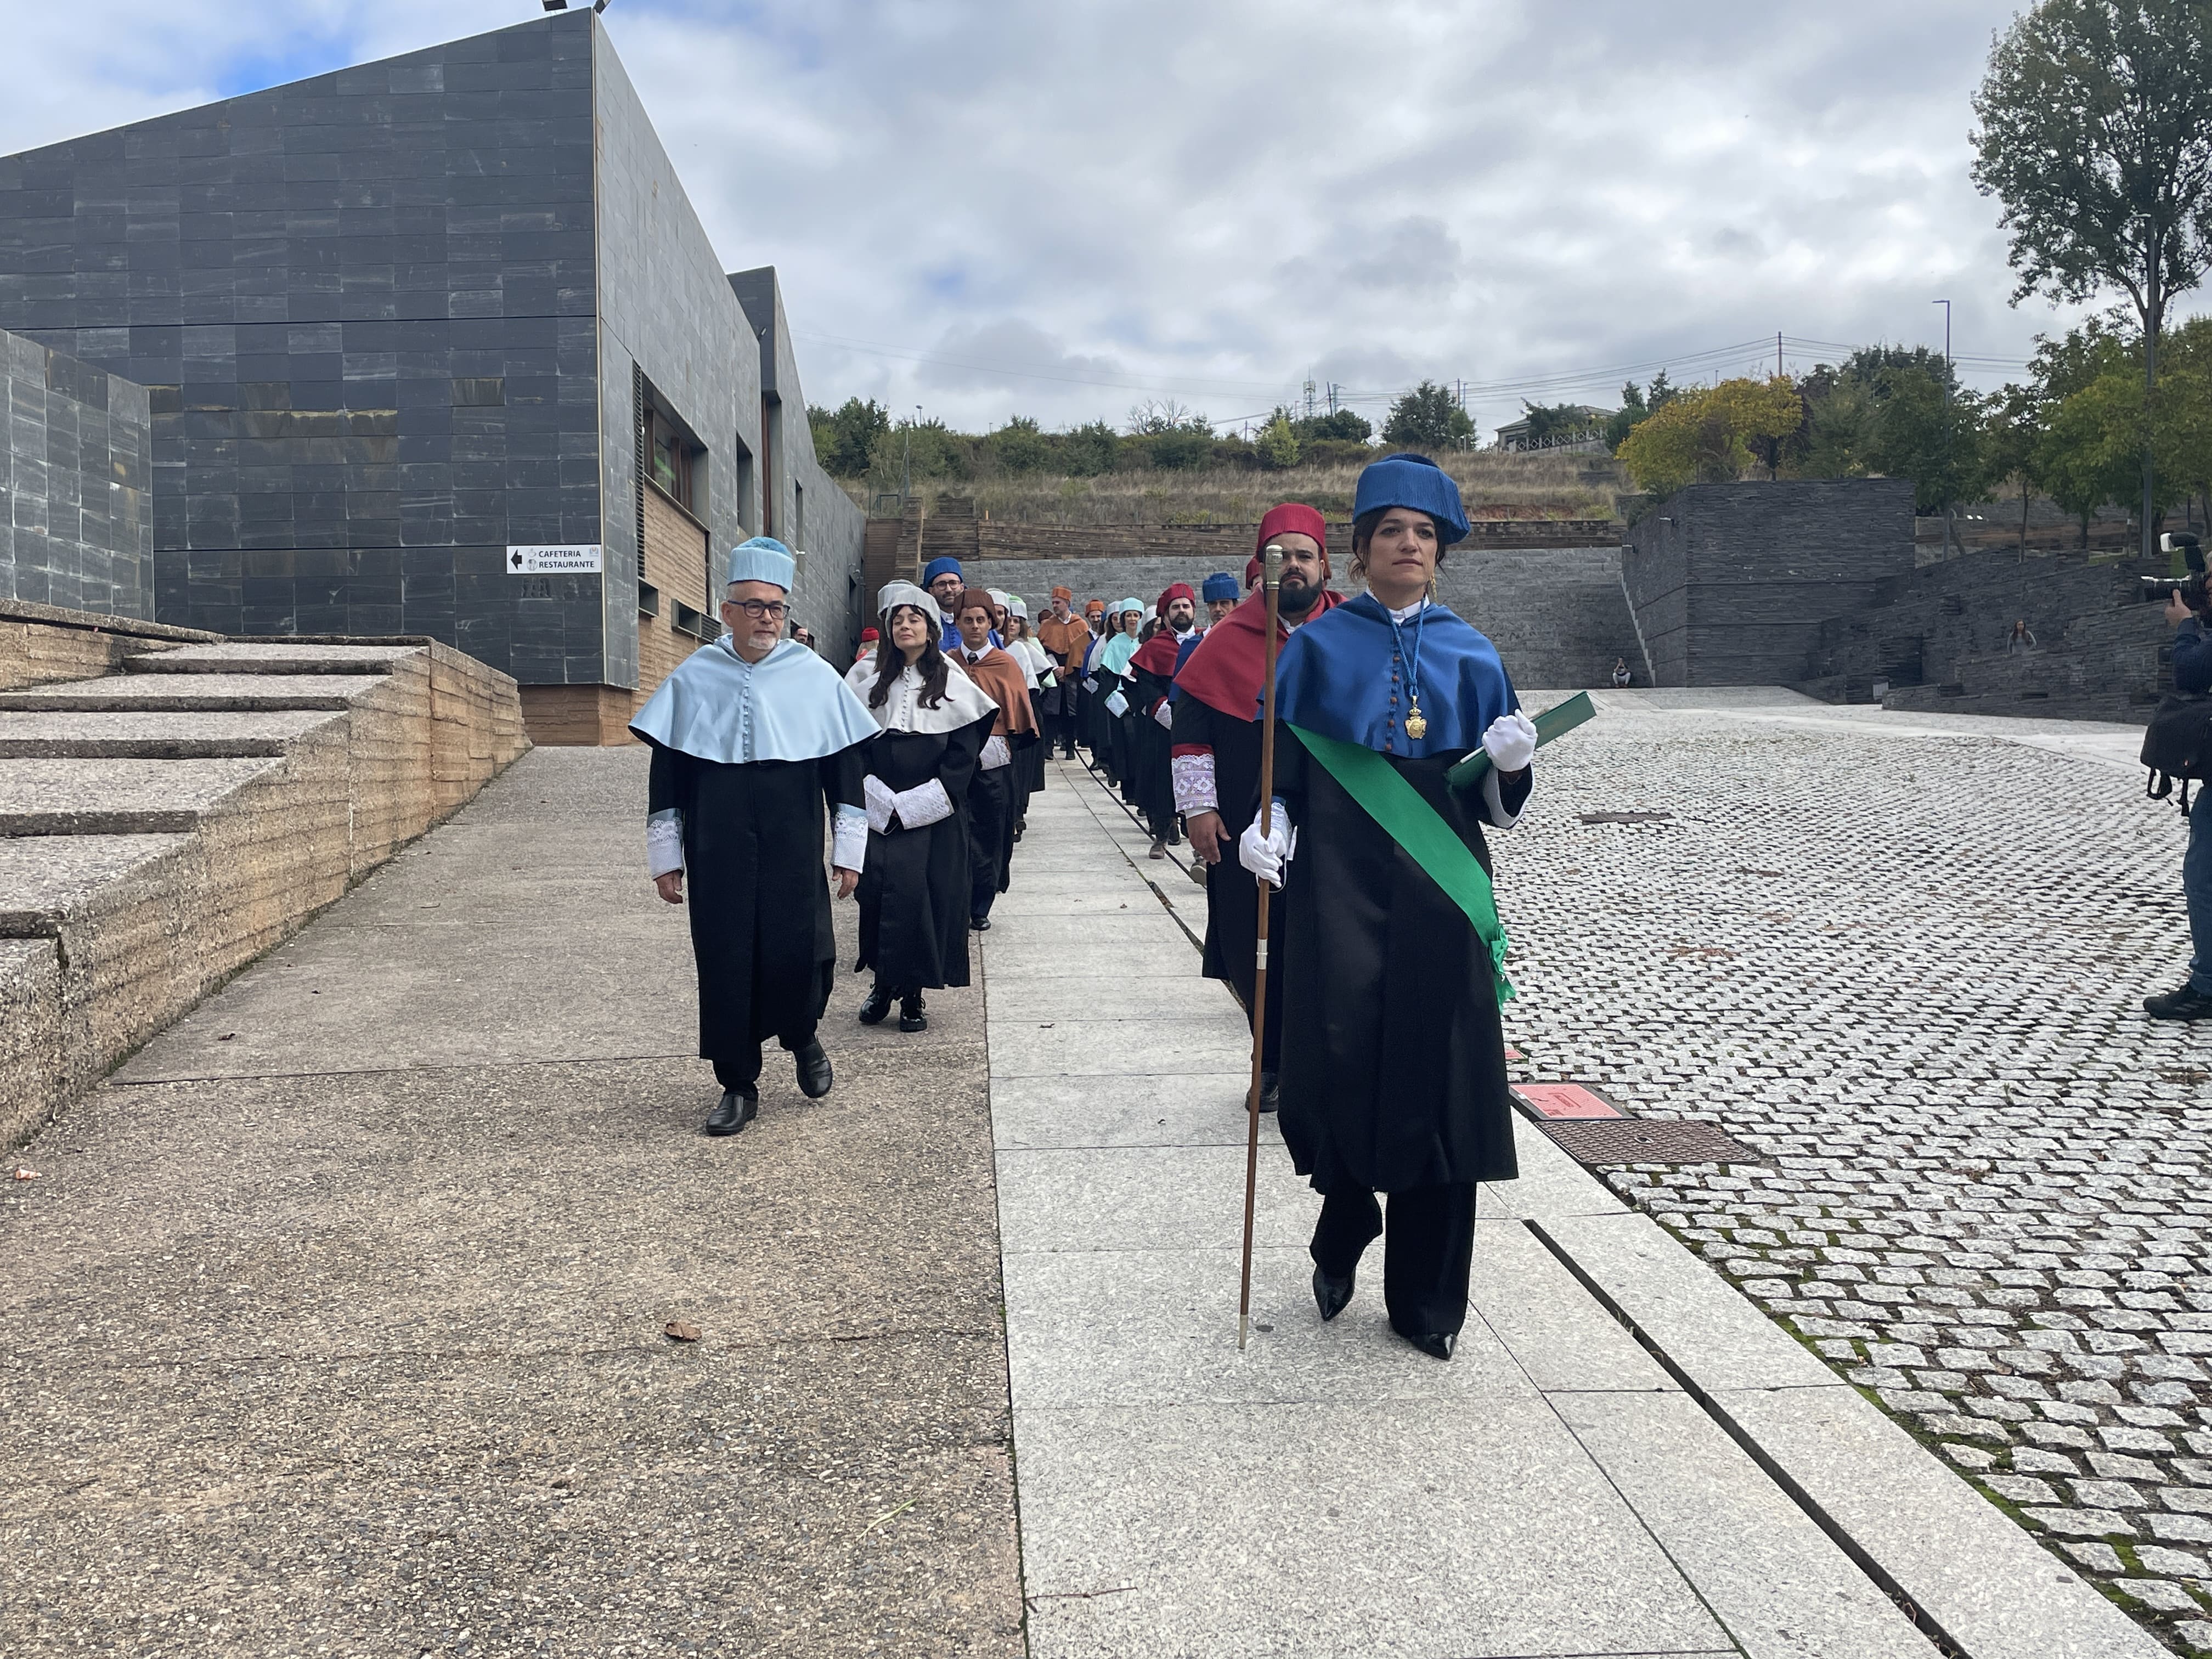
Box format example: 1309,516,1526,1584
507,544,603,575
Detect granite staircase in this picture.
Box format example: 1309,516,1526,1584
0,601,528,1147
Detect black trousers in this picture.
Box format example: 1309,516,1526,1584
967,766,1011,923
712,1021,815,1093
1310,1182,1478,1338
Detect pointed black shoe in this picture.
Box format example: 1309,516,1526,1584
898,993,928,1032
1312,1266,1355,1323
1259,1071,1279,1114
705,1088,759,1136
2146,983,2212,1020
1395,1326,1455,1362
970,915,992,932
794,1039,833,1099
857,981,893,1025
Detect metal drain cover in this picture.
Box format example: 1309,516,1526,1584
1541,1117,1764,1166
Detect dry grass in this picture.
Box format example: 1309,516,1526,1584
840,450,1628,526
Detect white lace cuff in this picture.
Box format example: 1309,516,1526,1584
979,735,1012,770
1104,689,1129,718
646,809,683,878
1172,751,1217,815
1481,765,1527,830
1153,701,1174,729
893,778,955,829
864,774,896,835
832,804,867,872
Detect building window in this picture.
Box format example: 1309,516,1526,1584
643,397,703,515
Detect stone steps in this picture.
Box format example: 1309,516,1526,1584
0,606,529,1148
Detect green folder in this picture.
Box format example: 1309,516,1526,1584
1447,691,1598,793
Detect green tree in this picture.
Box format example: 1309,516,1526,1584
1061,420,1120,477
1615,376,1803,496
1606,381,1650,449
1256,412,1301,470
1973,0,2212,557
1294,408,1373,443
1521,402,1599,448
989,415,1051,475
810,397,890,478
1382,380,1475,449
865,417,968,486
1982,382,2050,554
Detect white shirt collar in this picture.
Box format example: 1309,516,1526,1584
1384,597,1432,624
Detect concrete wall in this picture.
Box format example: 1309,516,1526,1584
0,16,605,677
2,329,154,618
1622,480,1916,686
729,267,867,663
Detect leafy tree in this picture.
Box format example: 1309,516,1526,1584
1061,420,1120,477
810,397,890,478
1606,381,1650,449
1294,408,1373,443
1126,398,1210,436
2035,373,2158,540
989,415,1052,475
865,416,968,486
1148,426,1215,470
1981,382,2050,553
1521,402,1600,447
1973,0,2212,555
1614,376,1803,497
1256,412,1301,470
1382,380,1475,449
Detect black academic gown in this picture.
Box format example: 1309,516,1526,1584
1130,661,1179,838
1171,695,1284,1068
647,741,866,1062
967,752,1013,921
857,715,996,991
1273,730,1531,1197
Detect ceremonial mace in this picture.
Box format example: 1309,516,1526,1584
1237,541,1285,1352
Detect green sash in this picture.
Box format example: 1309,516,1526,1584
1285,724,1514,1003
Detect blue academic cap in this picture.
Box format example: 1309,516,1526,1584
1201,572,1239,603
922,555,964,586
728,535,797,590
1353,454,1470,545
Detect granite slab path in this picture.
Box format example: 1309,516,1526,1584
1000,755,2165,1659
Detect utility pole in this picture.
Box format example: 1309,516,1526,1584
1933,301,1954,561
1326,382,1339,416
1302,378,1317,421
1776,331,1783,379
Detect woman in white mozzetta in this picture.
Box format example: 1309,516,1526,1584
1002,597,1057,832
843,582,1001,1033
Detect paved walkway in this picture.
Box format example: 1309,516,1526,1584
996,754,2165,1659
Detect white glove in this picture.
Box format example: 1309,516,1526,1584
1481,710,1538,774
1104,689,1129,718
979,735,1012,770
1237,808,1296,889
863,774,896,835
1152,700,1175,729
891,778,955,830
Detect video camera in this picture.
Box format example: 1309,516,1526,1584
2147,531,2211,613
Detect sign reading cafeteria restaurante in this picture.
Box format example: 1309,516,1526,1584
507,545,605,575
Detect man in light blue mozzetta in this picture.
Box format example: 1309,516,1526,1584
631,537,880,1136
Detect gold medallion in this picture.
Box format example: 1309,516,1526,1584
1404,702,1428,741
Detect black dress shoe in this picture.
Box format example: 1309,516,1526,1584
1395,1326,1455,1362
705,1088,759,1136
970,916,992,932
857,981,893,1025
1259,1071,1279,1114
793,1039,833,1099
898,993,928,1032
2146,983,2212,1020
1313,1266,1355,1323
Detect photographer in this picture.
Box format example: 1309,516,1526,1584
2147,574,2212,1020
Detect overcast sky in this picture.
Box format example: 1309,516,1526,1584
2,0,2147,440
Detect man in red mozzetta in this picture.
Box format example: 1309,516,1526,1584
1170,505,1341,1108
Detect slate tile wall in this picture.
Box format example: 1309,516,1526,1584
1,325,154,617
0,12,607,681
1623,480,1916,686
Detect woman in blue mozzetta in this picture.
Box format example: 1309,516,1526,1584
1239,454,1539,1361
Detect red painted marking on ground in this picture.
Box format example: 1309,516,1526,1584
1503,1045,1525,1062
1513,1084,1623,1120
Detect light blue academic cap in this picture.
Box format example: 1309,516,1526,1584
727,536,797,590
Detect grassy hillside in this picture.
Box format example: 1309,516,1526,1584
838,449,1628,526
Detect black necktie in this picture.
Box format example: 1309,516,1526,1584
968,652,980,663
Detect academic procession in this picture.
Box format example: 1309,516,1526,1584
639,454,1539,1361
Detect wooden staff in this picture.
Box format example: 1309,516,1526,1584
1238,541,1286,1351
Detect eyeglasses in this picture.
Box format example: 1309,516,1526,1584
733,599,788,620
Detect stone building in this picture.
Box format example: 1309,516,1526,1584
1,327,154,619
0,10,860,742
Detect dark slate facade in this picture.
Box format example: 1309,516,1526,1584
1622,480,1917,686
0,11,868,730
2,326,153,617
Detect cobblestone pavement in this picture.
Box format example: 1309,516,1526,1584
1503,693,2212,1654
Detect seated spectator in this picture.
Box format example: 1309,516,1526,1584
1610,657,1632,689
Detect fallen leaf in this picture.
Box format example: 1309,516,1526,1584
216,1033,236,1042
11,1167,39,1181
664,1320,702,1342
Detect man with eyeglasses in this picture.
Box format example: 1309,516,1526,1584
631,537,881,1136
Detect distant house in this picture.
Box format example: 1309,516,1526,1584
1492,406,1611,455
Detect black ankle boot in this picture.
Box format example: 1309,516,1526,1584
858,981,892,1025
898,992,928,1032
793,1038,833,1099
1313,1265,1355,1322
705,1088,758,1136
